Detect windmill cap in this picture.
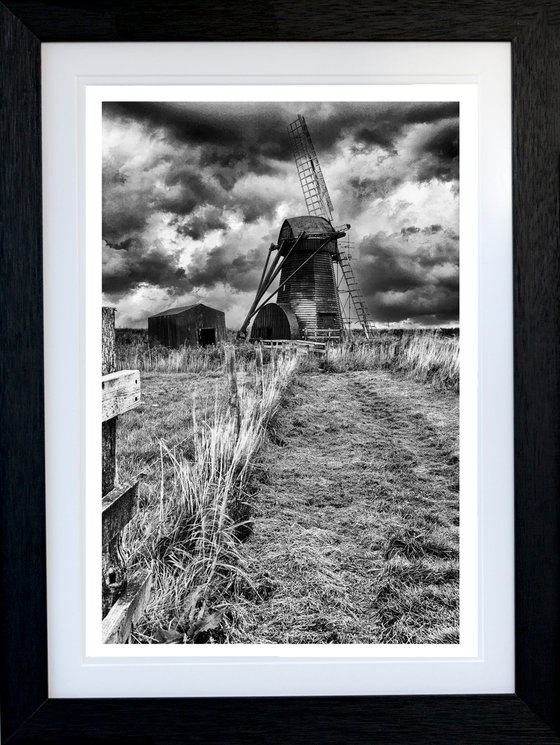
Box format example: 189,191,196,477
279,216,337,241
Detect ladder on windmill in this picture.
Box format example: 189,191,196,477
288,113,374,338
337,249,374,338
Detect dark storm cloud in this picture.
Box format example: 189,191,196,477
102,242,190,297
102,101,460,325
349,102,459,152
103,233,267,302
102,101,459,244
349,174,403,201
367,286,460,325
173,208,229,241
357,228,459,323
413,120,459,182
346,115,459,204
109,236,136,251
161,167,225,214
103,100,458,169
186,244,265,293
102,103,294,253
104,101,297,168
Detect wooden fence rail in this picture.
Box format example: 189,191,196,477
100,307,151,643
261,339,327,357
302,328,343,343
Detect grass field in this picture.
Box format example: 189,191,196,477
228,370,459,644
116,328,459,391
113,331,459,644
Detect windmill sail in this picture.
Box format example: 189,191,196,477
287,114,374,338
287,115,334,222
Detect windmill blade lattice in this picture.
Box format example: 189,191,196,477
287,115,334,222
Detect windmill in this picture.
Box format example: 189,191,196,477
238,114,373,341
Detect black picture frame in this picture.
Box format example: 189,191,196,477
1,2,559,742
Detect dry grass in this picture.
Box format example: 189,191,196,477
121,351,300,643
323,331,459,391
112,329,460,644
115,328,459,390
224,369,459,645
116,332,265,375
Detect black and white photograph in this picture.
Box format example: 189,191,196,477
100,100,461,646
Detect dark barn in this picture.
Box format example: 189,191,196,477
148,303,226,348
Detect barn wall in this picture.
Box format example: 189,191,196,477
148,316,177,347
149,306,226,347
175,306,226,346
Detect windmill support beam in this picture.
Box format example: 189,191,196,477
238,234,306,338
257,237,299,300
243,243,276,321
257,244,274,295
237,245,280,339
243,235,338,331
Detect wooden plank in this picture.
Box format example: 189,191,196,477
101,420,116,496
225,346,240,436
102,307,117,495
102,370,141,422
102,568,152,644
102,482,138,549
261,339,326,352
102,307,116,376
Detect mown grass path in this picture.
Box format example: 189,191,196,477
231,370,460,644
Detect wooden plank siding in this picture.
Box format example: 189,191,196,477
148,303,226,348
102,370,141,422
277,246,342,336
101,569,152,644
102,483,138,549
251,302,299,340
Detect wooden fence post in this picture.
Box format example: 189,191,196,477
102,307,117,494
255,344,264,396
100,307,151,643
225,345,241,437
101,308,124,616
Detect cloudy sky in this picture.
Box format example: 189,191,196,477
102,101,459,328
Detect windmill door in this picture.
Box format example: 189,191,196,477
318,312,337,329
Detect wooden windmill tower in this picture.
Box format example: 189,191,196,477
238,114,373,341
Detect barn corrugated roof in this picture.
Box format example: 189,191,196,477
149,302,223,318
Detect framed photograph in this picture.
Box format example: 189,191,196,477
89,89,475,656
2,3,559,743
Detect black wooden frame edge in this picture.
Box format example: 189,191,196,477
1,1,559,742
5,696,560,744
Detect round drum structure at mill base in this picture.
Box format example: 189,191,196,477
251,302,300,341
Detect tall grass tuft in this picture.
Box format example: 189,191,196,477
125,351,300,643
323,331,459,391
